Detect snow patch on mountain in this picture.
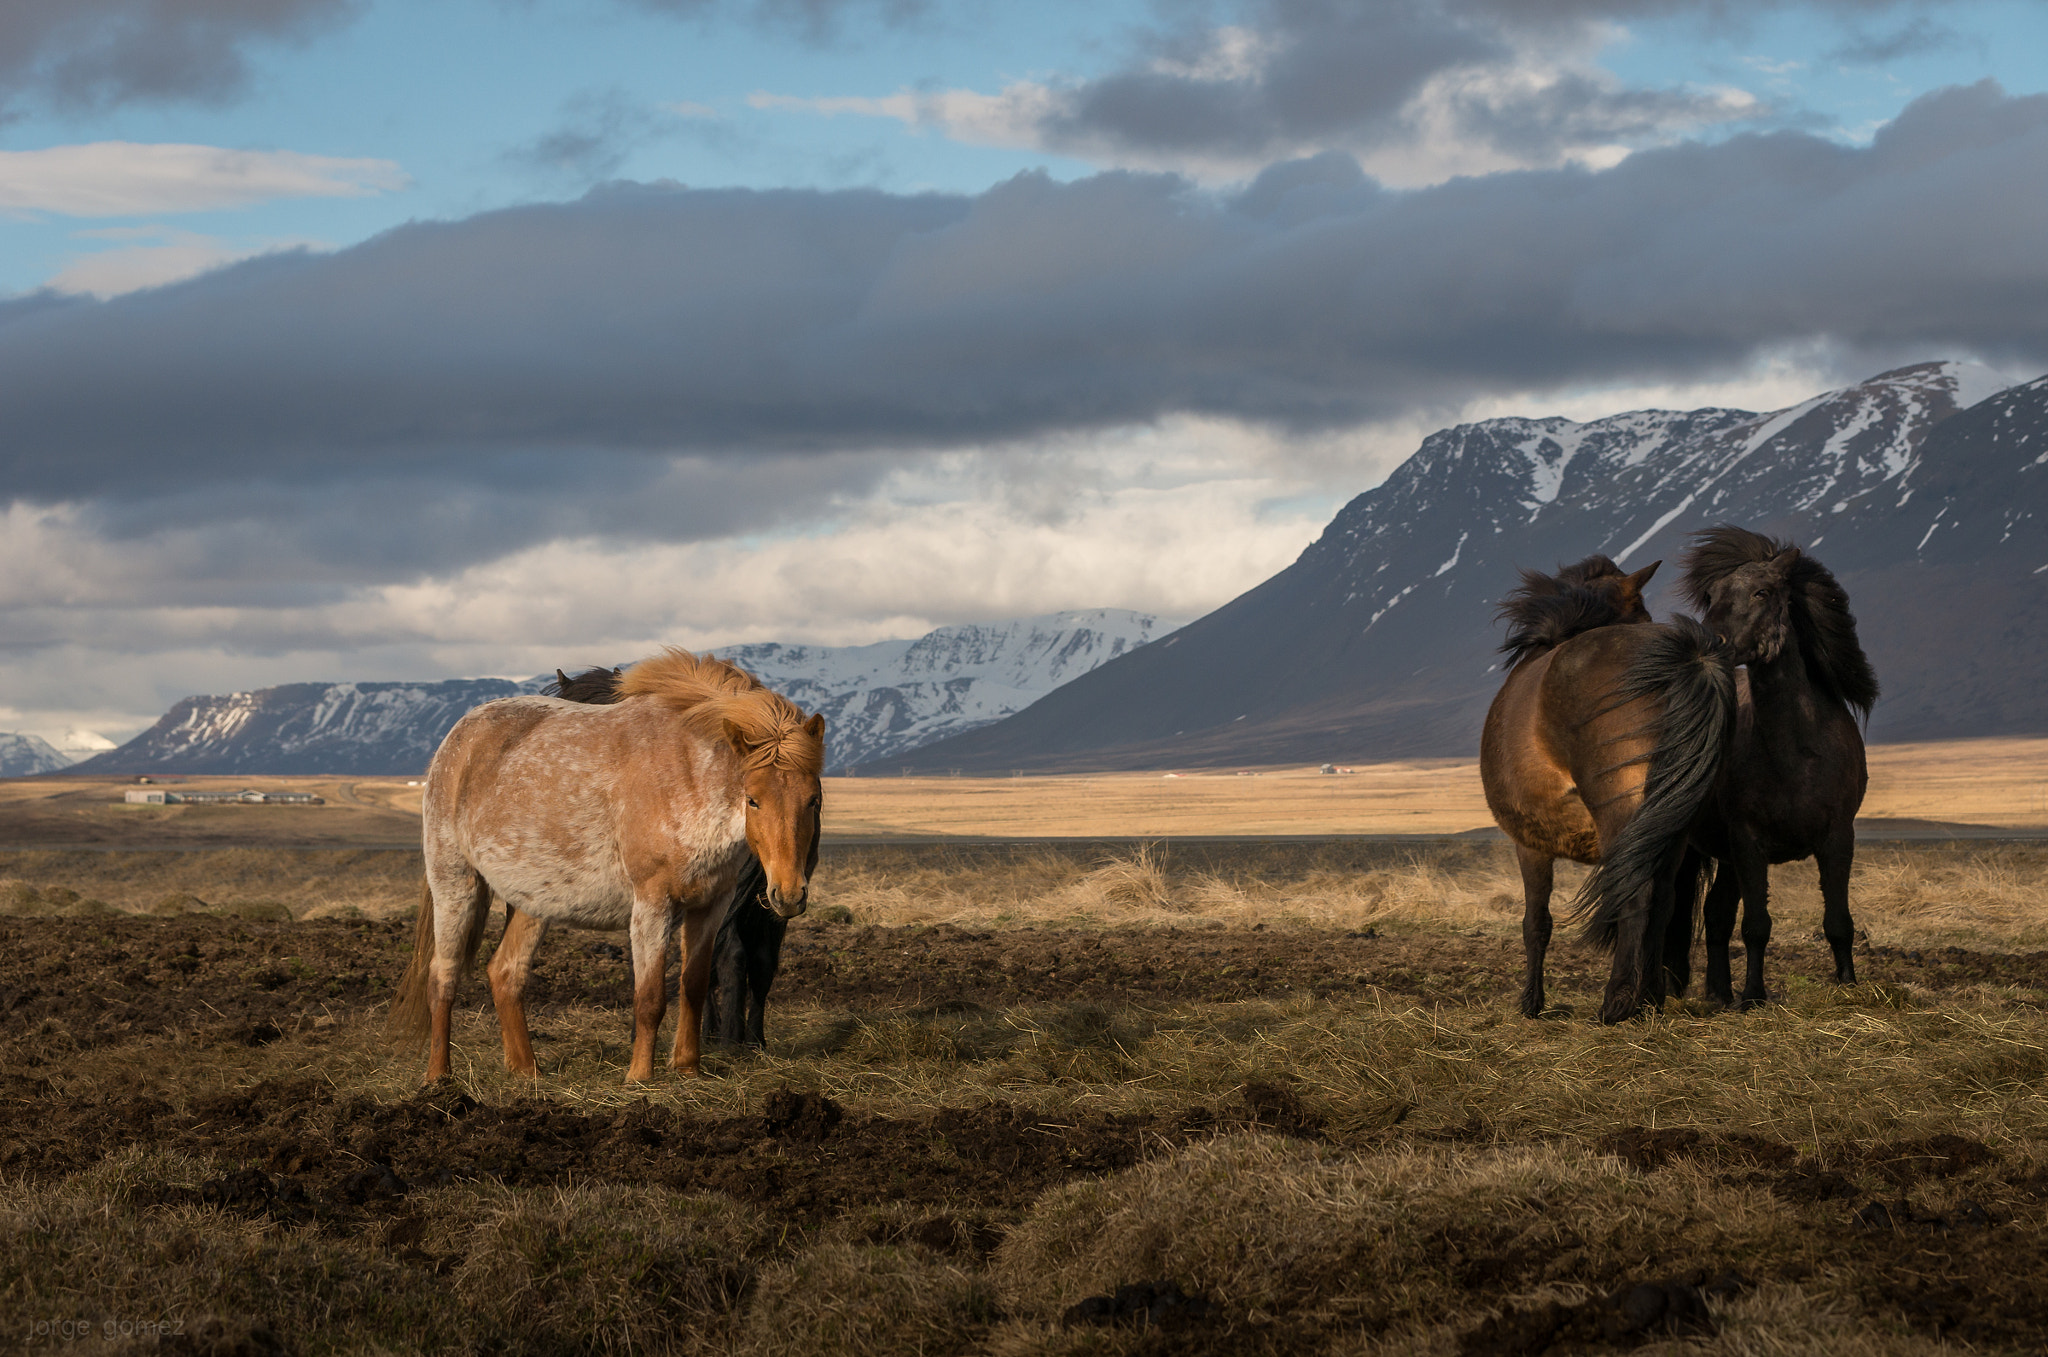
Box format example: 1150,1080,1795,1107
0,732,73,776
716,609,1184,770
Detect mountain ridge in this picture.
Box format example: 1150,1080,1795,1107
880,360,2045,772
66,610,1179,776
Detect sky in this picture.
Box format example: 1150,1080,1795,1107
3,0,2047,746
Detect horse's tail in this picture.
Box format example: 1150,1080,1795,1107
1575,618,1734,950
386,875,493,1048
386,879,439,1047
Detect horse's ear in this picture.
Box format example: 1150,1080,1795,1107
1770,546,1802,573
803,713,825,742
555,669,570,685
1628,561,1660,589
721,719,753,756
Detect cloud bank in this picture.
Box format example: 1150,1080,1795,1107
0,0,361,115
4,79,2045,506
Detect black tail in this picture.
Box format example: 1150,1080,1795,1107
1575,617,1734,949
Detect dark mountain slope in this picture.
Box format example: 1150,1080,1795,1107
887,362,2044,771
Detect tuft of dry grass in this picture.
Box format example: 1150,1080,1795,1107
737,1243,999,1357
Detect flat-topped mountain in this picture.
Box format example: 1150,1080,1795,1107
885,361,2045,771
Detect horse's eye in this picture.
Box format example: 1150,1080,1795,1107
746,797,760,809
809,795,822,809
1752,588,1768,599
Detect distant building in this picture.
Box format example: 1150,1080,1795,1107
123,788,324,806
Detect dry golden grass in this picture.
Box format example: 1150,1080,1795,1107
7,835,2048,953
0,847,421,920
821,736,2048,839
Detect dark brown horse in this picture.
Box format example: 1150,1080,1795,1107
544,664,796,1050
1671,526,1878,1008
1480,555,1734,1022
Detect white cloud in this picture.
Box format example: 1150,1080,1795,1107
0,141,407,217
748,83,1062,149
48,225,323,297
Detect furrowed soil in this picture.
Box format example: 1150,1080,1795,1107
5,841,2048,1356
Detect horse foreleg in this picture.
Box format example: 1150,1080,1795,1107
1661,847,1705,1001
1817,828,1857,984
1731,839,1773,1010
670,904,722,1075
744,913,788,1050
1515,845,1557,1019
626,901,677,1083
705,908,746,1048
1701,863,1740,1007
487,906,549,1078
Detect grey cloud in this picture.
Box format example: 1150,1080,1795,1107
1028,0,1778,171
76,449,889,597
618,0,931,43
3,81,2047,514
0,0,360,114
1827,16,1962,63
506,88,671,186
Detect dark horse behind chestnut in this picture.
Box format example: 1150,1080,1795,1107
1480,555,1737,1023
544,664,799,1050
1665,526,1879,1009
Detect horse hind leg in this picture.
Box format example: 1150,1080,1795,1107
486,905,550,1077
1597,841,1686,1024
1817,828,1857,984
424,867,493,1083
1516,845,1558,1019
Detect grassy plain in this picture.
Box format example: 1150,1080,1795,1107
2,743,2045,1355
6,733,2043,850
4,832,2048,1355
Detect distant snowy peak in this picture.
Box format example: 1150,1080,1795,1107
715,610,1185,771
0,732,73,776
68,612,1180,776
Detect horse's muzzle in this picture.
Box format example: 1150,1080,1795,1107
765,886,808,919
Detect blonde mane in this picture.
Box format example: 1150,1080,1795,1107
617,647,824,775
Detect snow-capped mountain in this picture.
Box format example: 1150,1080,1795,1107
0,732,73,776
68,610,1179,775
718,610,1183,771
892,360,2048,771
69,678,555,776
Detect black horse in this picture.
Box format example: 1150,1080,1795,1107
1668,526,1879,1008
545,665,791,1049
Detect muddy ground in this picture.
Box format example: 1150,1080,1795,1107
7,898,2048,1355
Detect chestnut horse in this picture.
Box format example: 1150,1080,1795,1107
543,663,795,1051
389,649,825,1083
1674,525,1878,1008
1481,555,1736,1023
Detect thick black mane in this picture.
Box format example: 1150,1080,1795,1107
1496,554,1637,669
544,665,624,704
1679,525,1880,720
